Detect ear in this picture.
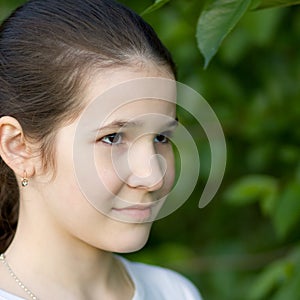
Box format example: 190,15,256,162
0,116,35,178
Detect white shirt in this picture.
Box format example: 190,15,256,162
0,256,202,300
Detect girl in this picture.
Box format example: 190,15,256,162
0,0,202,299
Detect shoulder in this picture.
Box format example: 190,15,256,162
119,256,202,300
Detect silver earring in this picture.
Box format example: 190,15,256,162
21,171,29,187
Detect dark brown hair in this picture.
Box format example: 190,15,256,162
0,0,175,252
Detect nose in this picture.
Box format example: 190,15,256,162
126,139,165,191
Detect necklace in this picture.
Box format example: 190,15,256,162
0,253,38,300
0,253,133,300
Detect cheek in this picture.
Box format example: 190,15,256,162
159,149,176,196
165,154,176,190
94,152,123,194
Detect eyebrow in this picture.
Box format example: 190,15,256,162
96,117,178,132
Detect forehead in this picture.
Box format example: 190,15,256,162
85,64,175,102
103,98,176,124
82,65,176,125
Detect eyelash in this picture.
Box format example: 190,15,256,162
154,132,172,144
99,132,172,146
100,133,123,145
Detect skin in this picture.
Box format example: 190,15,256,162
0,63,176,300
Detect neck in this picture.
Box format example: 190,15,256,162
5,204,133,300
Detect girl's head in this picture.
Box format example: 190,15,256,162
0,0,176,253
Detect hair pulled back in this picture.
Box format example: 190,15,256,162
0,0,175,252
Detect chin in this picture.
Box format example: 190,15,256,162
115,240,148,254
112,223,152,253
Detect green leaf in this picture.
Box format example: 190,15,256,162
272,270,300,300
273,182,300,238
250,0,263,9
224,175,278,206
141,0,170,16
253,0,300,9
249,259,294,300
196,0,251,68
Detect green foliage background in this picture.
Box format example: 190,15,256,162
1,0,300,299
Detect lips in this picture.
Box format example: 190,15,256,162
111,203,155,221
112,205,152,221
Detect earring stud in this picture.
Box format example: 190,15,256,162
21,171,29,187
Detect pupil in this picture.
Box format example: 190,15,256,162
157,135,165,142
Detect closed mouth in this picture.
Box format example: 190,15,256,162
111,203,156,221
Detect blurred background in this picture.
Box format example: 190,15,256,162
1,1,300,299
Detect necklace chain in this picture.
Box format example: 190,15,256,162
0,253,133,300
0,253,38,300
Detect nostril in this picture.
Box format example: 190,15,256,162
126,154,167,191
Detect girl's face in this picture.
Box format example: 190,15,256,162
32,64,176,253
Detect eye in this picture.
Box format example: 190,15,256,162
100,133,123,145
154,133,170,144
